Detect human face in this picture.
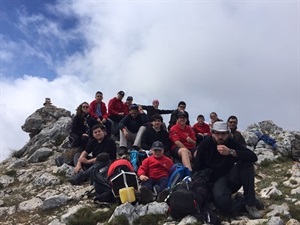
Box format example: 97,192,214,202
152,149,164,158
178,105,186,111
212,131,229,145
177,116,187,125
152,100,159,108
197,117,204,125
95,93,103,102
117,94,124,100
227,119,237,130
210,113,217,123
151,119,162,129
82,104,89,113
92,128,105,141
130,109,139,118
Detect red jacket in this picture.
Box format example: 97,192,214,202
108,97,125,117
137,155,173,180
89,100,108,119
169,123,196,150
123,103,130,115
192,122,211,135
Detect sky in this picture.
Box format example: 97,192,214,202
0,0,299,162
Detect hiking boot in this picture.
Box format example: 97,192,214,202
156,189,169,202
139,186,153,205
255,198,265,210
245,205,263,219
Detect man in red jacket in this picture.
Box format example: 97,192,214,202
169,111,196,171
138,141,173,204
108,91,126,123
89,91,112,137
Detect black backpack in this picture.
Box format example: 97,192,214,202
92,163,114,202
167,180,198,220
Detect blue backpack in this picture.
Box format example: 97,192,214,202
167,163,191,189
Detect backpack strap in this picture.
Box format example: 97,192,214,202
167,165,191,189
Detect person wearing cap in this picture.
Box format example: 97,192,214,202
140,99,173,122
118,103,148,150
194,121,263,219
141,114,171,156
137,141,174,204
227,115,246,147
108,91,126,123
169,111,196,171
43,97,52,107
192,114,211,146
168,101,190,131
69,124,117,185
89,91,112,137
123,96,133,115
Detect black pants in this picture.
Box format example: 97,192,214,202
212,161,256,214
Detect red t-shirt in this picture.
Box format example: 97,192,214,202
169,123,196,150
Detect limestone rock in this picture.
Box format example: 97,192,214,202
32,172,60,187
260,182,282,198
18,197,43,211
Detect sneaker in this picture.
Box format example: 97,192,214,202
139,186,153,205
245,205,263,219
156,189,169,202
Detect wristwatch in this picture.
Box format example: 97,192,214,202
229,149,235,156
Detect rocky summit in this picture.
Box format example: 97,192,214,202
0,105,300,225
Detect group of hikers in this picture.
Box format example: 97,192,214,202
54,90,264,221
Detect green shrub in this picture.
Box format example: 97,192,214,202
108,215,129,225
68,207,113,225
133,214,167,225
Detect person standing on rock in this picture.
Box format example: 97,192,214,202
194,121,264,219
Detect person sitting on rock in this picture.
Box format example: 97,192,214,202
209,112,223,128
108,91,126,123
118,104,147,150
169,111,196,171
192,114,211,146
168,101,190,131
69,124,117,185
69,102,97,150
194,121,264,219
89,91,112,137
140,99,173,122
227,115,246,147
141,114,171,157
138,141,173,204
123,96,133,115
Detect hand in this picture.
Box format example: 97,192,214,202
186,137,193,143
82,133,89,137
217,145,230,155
97,118,102,124
139,175,149,182
123,130,129,139
102,118,106,123
74,164,82,174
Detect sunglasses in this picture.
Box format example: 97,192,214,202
82,106,89,108
153,149,163,152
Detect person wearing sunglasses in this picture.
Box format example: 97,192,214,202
227,115,246,147
69,102,97,149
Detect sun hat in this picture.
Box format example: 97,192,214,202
211,121,230,133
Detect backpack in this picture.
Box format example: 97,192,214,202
167,163,191,189
130,150,147,171
92,163,114,203
167,178,198,219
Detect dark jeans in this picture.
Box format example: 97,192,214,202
103,120,112,137
141,177,168,193
212,161,256,214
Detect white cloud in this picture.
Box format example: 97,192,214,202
0,1,299,162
